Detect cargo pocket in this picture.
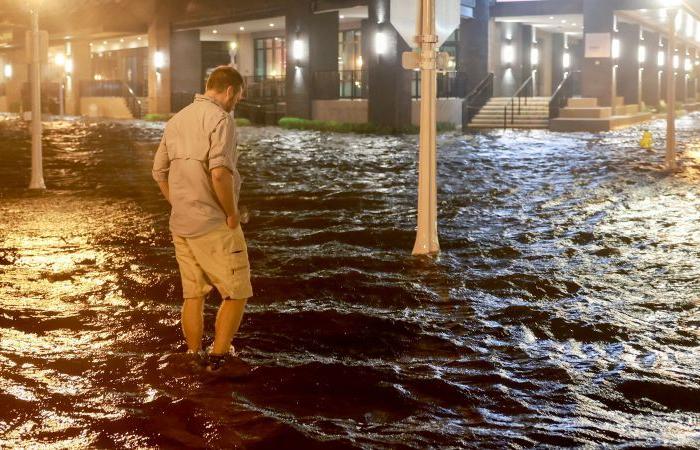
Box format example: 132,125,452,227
228,228,249,275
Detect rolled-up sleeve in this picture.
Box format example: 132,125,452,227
208,116,235,172
152,135,170,182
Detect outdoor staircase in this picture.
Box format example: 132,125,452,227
468,96,551,129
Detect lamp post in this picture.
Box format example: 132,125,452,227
666,7,678,172
412,0,440,256
28,0,45,189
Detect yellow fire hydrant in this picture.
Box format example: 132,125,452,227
640,130,653,150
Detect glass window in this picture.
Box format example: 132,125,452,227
254,37,286,80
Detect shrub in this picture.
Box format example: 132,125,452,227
235,118,252,127
277,117,456,135
143,113,170,122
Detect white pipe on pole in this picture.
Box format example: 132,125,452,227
412,0,440,256
29,5,45,190
666,8,678,172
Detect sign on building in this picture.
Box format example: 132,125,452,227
390,0,461,48
585,33,612,58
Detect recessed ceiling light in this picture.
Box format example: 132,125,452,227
239,26,245,31
561,20,567,24
120,38,124,42
213,29,218,34
549,16,554,20
137,36,142,40
103,40,107,44
340,15,345,19
269,23,275,27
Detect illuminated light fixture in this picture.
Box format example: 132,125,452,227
229,41,238,50
65,58,73,74
340,15,345,19
212,29,218,34
612,39,620,59
103,40,107,44
375,31,388,55
685,57,692,72
549,16,554,20
54,52,65,66
658,50,665,67
120,38,124,43
563,52,571,69
3,64,12,78
673,54,680,69
530,47,539,65
502,42,515,65
638,45,646,64
154,51,165,72
239,26,245,31
687,15,694,37
292,38,304,64
675,11,683,31
269,23,275,27
356,56,363,68
137,36,142,41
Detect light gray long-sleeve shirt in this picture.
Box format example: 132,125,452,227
152,94,242,238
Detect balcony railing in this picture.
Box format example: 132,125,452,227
313,70,368,100
411,71,468,99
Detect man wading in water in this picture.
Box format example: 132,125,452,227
152,66,253,373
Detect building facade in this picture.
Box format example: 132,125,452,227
0,0,699,130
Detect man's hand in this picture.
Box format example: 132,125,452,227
226,214,240,230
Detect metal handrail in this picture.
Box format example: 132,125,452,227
461,73,493,129
504,75,534,129
549,70,581,119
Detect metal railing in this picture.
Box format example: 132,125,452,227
412,71,468,98
462,73,493,130
549,71,581,119
313,70,368,100
503,75,534,129
79,80,142,118
244,76,286,102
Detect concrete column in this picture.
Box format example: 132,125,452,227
641,29,660,108
617,22,641,106
148,1,171,115
582,0,615,106
521,25,533,91
458,0,490,95
687,47,697,101
676,45,687,104
366,0,411,129
65,40,90,116
551,33,565,91
285,2,338,119
171,30,202,113
3,49,27,112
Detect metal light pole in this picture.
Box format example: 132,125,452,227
666,8,678,172
412,0,440,256
29,1,45,189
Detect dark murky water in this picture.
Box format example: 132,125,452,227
0,113,699,448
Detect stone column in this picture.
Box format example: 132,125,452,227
582,0,615,106
551,33,565,90
616,22,641,106
676,44,687,104
148,1,171,115
285,2,338,119
65,40,90,116
366,0,411,129
641,30,660,108
458,0,490,95
171,30,202,113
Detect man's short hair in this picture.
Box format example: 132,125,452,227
206,65,245,94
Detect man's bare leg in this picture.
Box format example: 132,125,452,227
211,298,248,355
181,297,205,353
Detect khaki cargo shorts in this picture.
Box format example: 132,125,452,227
172,223,253,300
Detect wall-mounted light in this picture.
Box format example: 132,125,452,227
3,64,12,79
612,39,620,59
292,37,304,64
356,56,363,68
65,58,73,74
673,54,680,69
675,11,683,32
229,41,238,51
563,52,571,69
687,15,694,38
530,47,539,66
502,42,515,66
154,51,165,73
638,45,647,64
54,53,65,67
685,57,692,72
375,31,388,55
658,51,665,67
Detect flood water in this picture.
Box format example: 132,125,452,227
0,113,699,449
